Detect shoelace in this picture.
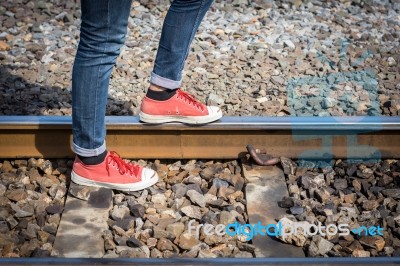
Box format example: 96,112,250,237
106,151,140,177
176,89,204,111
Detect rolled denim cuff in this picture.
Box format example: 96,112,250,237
150,72,181,90
72,141,106,157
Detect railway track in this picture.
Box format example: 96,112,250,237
1,116,399,159
0,115,400,265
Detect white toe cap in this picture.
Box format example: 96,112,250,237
207,106,222,115
142,168,157,181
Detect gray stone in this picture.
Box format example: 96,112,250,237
290,206,305,215
382,189,400,199
0,184,6,196
186,189,206,208
277,217,308,247
333,178,348,190
111,205,130,221
219,210,236,224
180,205,202,220
271,76,285,85
212,178,229,189
307,241,319,257
127,237,142,248
171,183,187,199
38,160,53,175
207,93,224,106
278,197,294,208
315,189,330,203
69,186,90,201
322,97,336,109
151,193,167,206
283,40,295,50
280,157,297,175
128,203,145,218
313,235,334,255
45,204,64,214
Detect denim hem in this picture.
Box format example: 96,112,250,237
72,141,106,157
150,72,181,89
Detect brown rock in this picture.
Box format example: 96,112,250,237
165,222,185,239
315,189,330,203
27,169,41,183
147,237,157,248
37,231,50,242
352,250,370,257
5,189,27,202
178,232,200,250
343,240,363,253
38,160,53,175
156,238,175,252
360,235,385,252
0,41,10,51
352,179,362,192
104,238,116,251
227,191,244,203
217,186,234,199
199,168,214,180
362,200,379,211
1,161,13,172
375,238,385,252
150,248,163,258
153,226,175,240
343,193,356,204
146,214,160,225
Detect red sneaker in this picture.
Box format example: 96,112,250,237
139,89,222,124
71,151,158,191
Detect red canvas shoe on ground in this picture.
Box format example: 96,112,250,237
139,89,223,124
71,151,158,191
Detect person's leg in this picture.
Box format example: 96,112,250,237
151,0,214,89
72,0,132,157
139,0,222,124
71,0,158,191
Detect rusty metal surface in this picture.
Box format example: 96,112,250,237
246,144,280,166
0,116,399,159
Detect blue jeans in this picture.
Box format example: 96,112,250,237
72,0,213,156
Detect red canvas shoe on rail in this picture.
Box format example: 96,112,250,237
139,89,223,124
71,151,158,191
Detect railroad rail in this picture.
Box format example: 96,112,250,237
0,257,400,265
1,115,400,265
0,116,399,159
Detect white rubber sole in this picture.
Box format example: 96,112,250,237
139,110,223,124
71,170,159,192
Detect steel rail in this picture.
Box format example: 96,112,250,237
0,115,399,130
0,257,399,266
0,116,399,159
